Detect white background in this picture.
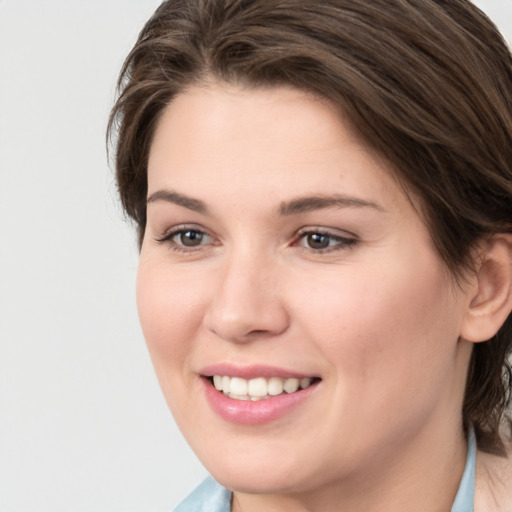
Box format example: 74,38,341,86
0,1,510,510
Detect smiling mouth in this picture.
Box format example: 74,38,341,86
207,375,321,401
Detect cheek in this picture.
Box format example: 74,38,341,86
136,258,206,380
295,250,462,402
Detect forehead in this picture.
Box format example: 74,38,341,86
147,83,409,211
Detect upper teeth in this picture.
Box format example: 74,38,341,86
212,375,314,401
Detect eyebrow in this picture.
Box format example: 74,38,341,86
146,189,384,216
146,190,208,214
279,194,385,215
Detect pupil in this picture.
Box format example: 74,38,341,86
181,231,203,246
308,233,329,249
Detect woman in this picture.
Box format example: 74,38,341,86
108,0,512,510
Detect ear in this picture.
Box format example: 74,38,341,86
460,234,512,343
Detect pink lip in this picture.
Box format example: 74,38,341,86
200,363,314,380
200,374,320,426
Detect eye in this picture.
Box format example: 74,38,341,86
155,225,215,252
297,229,357,252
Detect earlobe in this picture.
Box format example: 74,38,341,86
460,235,512,343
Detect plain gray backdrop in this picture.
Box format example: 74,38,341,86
0,0,510,510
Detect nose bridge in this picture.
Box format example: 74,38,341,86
204,241,288,342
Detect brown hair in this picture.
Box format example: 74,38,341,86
108,0,512,454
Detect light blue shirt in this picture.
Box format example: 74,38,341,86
174,430,476,512
174,476,231,512
451,428,476,512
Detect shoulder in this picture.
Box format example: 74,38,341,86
475,444,512,512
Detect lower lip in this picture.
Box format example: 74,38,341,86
201,378,319,425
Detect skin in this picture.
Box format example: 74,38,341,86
137,83,511,512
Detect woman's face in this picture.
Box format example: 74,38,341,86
138,84,473,495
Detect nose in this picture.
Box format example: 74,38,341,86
203,249,290,343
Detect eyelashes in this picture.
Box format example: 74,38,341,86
155,224,358,255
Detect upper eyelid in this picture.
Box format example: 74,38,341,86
296,231,357,244
295,226,358,239
155,223,210,241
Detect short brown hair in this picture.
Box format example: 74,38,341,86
108,0,512,454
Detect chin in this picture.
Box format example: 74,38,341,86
211,466,307,495
199,444,331,496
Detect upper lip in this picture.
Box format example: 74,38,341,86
200,363,318,380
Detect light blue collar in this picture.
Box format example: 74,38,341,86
451,428,476,512
174,475,231,512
